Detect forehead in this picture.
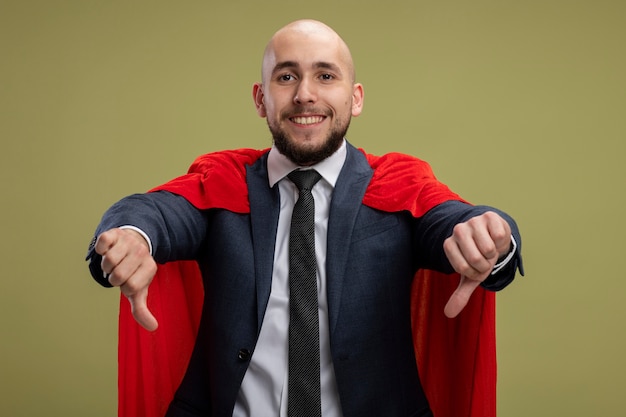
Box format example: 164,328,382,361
262,30,350,79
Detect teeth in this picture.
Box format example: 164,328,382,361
291,116,324,125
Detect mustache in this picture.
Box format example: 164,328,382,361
281,106,331,119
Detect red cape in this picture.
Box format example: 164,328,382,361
117,148,497,417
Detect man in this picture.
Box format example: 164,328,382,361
87,20,522,417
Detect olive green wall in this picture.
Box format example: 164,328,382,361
2,1,624,416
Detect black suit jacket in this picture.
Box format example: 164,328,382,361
89,143,522,417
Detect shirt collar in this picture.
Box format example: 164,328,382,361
267,139,347,188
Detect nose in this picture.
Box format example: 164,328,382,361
294,79,317,104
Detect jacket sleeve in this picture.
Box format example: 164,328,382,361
413,200,523,291
85,191,210,287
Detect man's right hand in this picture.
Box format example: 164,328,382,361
95,228,159,331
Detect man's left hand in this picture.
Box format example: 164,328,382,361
442,211,512,318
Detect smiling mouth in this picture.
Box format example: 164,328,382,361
289,115,326,125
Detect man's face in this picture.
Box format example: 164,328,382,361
253,28,364,165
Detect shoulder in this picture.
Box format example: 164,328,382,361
358,149,436,180
188,148,270,176
150,148,269,212
357,148,464,217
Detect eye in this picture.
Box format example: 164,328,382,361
279,74,295,82
320,73,334,81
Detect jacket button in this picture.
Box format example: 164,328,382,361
237,349,251,361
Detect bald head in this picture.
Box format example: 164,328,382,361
251,19,364,165
261,19,356,84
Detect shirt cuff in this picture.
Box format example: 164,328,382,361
119,225,153,256
490,235,517,276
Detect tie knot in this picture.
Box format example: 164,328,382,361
288,169,322,192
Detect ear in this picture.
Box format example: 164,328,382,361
252,83,267,117
351,83,364,117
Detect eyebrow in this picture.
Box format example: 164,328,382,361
271,60,343,76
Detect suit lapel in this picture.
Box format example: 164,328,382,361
246,154,281,332
245,145,373,335
326,144,374,334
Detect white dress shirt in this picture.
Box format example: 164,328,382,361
233,141,347,417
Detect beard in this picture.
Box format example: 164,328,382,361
268,109,351,166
